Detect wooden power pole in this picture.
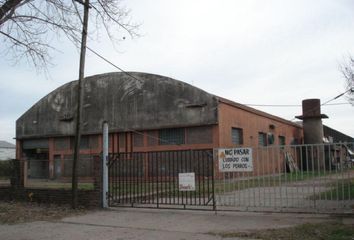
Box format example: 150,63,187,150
72,0,90,209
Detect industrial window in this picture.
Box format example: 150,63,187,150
279,136,286,146
77,135,98,149
119,133,126,149
133,132,144,147
147,131,158,146
291,138,300,145
186,126,213,144
80,136,90,149
258,132,267,146
54,137,70,150
159,128,185,145
232,128,243,145
89,135,98,149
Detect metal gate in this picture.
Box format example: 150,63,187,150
108,149,215,209
216,143,354,213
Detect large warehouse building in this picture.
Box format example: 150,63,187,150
16,72,304,180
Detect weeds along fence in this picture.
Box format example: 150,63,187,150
215,142,354,213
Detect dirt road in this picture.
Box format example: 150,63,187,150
0,207,345,240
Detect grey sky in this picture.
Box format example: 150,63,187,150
1,0,354,144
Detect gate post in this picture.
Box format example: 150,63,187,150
102,121,109,208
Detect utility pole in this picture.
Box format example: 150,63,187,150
72,0,90,209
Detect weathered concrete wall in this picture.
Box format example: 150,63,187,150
16,72,218,139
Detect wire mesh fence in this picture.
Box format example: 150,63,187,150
1,142,353,213
215,142,354,213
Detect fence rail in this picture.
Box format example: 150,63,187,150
108,149,215,209
1,143,353,213
216,142,354,213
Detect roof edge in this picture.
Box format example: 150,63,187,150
217,97,302,128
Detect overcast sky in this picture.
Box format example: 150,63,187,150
1,0,354,144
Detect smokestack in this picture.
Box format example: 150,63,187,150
295,99,328,144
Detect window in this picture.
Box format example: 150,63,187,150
232,128,243,145
258,132,267,146
147,131,158,146
278,136,286,146
267,133,275,145
159,128,185,145
79,136,90,149
119,133,126,149
77,135,98,149
54,137,70,150
291,138,299,145
133,133,144,147
187,126,213,144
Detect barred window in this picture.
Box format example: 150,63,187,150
80,136,90,149
258,132,267,146
186,126,213,144
133,132,144,147
159,128,185,145
54,137,70,150
232,128,243,145
147,131,158,146
279,136,286,146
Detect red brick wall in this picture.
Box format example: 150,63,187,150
216,102,303,177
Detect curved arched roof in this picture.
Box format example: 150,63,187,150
16,72,218,139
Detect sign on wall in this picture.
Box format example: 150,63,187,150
178,172,196,191
218,148,253,172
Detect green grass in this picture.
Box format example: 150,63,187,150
210,222,354,240
214,171,334,194
310,180,354,200
26,182,94,190
108,170,342,197
109,182,213,198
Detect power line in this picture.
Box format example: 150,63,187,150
244,102,350,107
82,44,353,145
84,45,183,144
86,46,143,84
321,88,353,106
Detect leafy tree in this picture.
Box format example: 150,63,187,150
0,0,138,71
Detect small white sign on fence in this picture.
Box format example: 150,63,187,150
218,148,253,172
178,172,196,191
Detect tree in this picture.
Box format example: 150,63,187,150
0,0,138,71
1,0,139,209
340,56,354,105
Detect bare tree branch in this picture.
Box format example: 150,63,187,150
340,56,354,105
0,0,139,71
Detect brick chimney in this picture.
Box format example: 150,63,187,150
295,99,328,144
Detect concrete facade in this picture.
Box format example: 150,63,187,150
16,72,218,139
16,72,303,180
